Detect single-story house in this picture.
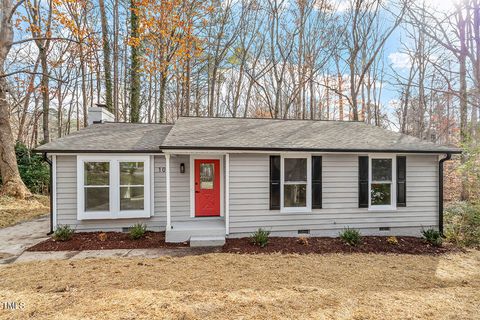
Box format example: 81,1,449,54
36,107,461,246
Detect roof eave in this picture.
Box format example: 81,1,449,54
159,145,462,154
33,149,164,154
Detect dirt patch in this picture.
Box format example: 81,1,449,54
27,231,188,251
223,236,461,255
0,251,479,319
0,195,49,228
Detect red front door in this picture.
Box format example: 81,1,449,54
195,159,220,217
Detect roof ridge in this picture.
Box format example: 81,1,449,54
102,121,174,125
177,115,362,123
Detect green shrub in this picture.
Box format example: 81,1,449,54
339,228,362,246
53,225,74,241
2,143,50,194
422,228,443,247
129,223,147,240
250,228,270,247
445,202,480,247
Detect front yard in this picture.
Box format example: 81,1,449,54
0,195,49,229
0,250,479,319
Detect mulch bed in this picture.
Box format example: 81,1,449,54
28,232,462,255
222,236,462,255
27,231,188,252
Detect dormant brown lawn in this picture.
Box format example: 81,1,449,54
1,251,479,319
0,195,49,228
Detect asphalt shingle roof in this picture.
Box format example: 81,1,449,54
161,117,461,153
35,117,461,154
35,122,172,152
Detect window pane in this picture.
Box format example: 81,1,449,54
284,184,307,207
200,163,214,189
85,187,109,211
371,183,391,205
372,159,392,181
84,162,109,185
120,186,145,210
120,162,144,185
284,158,307,181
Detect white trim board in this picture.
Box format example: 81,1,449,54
52,155,57,230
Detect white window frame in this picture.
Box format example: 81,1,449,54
368,154,396,211
77,155,151,220
280,154,312,213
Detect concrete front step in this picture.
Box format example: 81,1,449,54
166,219,226,243
166,228,226,243
189,236,226,247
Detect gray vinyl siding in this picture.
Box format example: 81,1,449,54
55,152,439,236
228,153,438,237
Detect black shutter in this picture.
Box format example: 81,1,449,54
397,156,407,207
312,156,322,209
269,155,280,210
358,156,369,208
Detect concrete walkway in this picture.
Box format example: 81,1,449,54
0,215,50,264
0,216,219,265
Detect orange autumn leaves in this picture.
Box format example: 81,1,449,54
129,0,212,75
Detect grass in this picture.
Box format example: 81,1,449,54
0,195,49,229
0,251,479,319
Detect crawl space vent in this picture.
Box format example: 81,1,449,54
122,227,132,233
298,229,310,235
379,227,390,231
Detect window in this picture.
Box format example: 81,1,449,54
369,156,396,209
84,162,110,212
199,163,214,189
120,162,145,210
78,156,150,220
281,156,311,212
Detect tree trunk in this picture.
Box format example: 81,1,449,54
0,0,31,198
39,47,50,143
113,0,119,120
17,56,40,143
129,0,141,122
99,0,113,113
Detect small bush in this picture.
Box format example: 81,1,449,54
54,225,74,242
387,236,398,245
445,201,480,247
422,228,443,247
129,223,147,240
339,228,362,246
250,228,270,247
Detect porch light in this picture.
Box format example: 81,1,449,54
180,163,185,174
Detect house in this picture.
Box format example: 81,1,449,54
36,107,461,246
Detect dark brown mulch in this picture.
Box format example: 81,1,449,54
222,236,462,255
27,231,188,252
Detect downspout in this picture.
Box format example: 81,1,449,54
43,153,54,235
438,153,452,236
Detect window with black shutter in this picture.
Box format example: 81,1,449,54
269,155,280,210
312,156,322,209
